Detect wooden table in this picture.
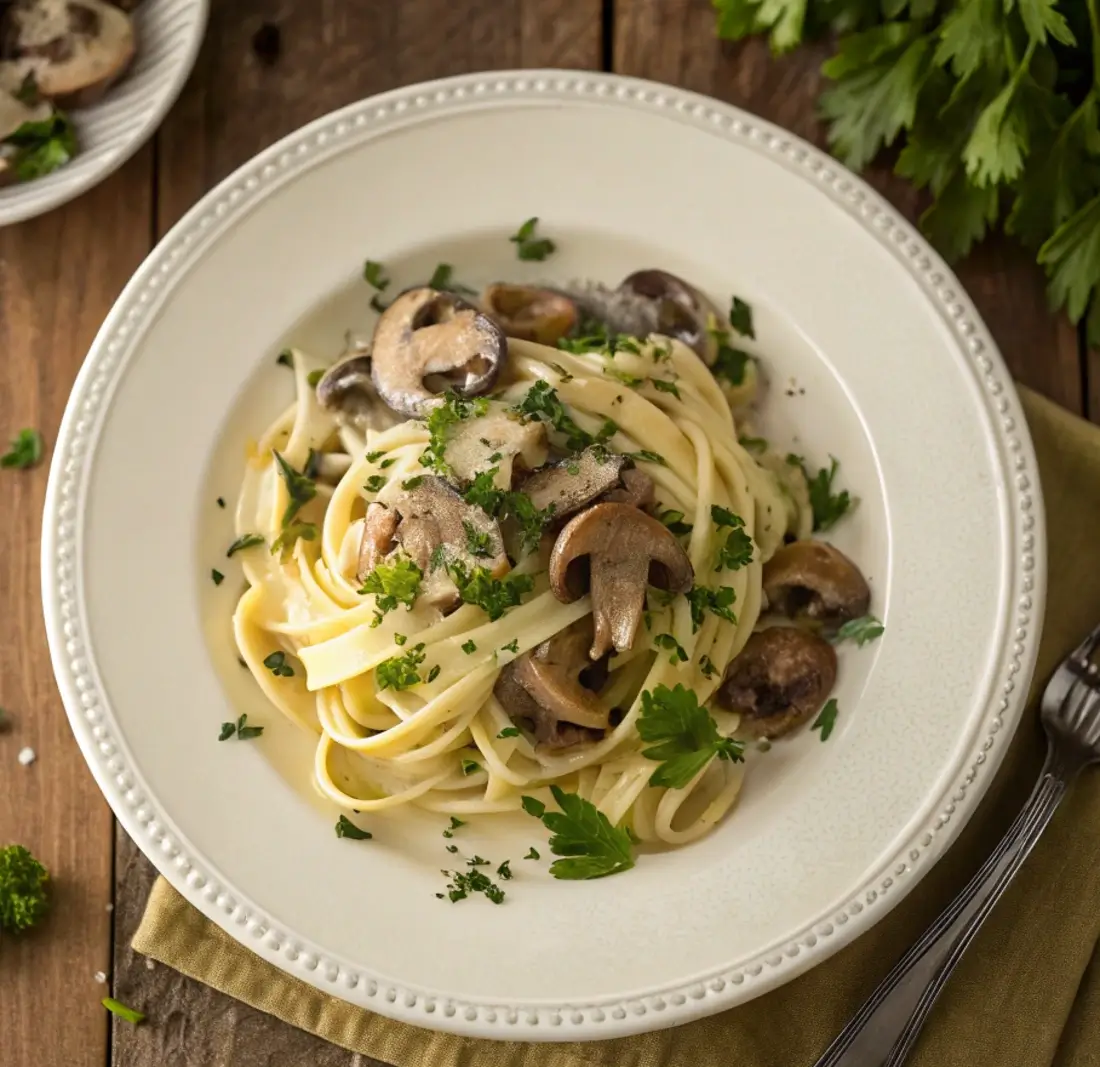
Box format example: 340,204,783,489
1,2,1095,1065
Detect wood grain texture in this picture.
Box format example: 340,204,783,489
0,149,153,1067
615,0,1085,416
111,2,601,1065
1088,343,1099,426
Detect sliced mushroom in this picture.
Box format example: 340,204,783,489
559,279,661,339
315,349,401,434
370,287,507,418
443,402,547,489
372,475,507,609
717,626,837,738
549,502,694,658
520,446,627,520
356,502,399,583
481,284,578,345
0,0,136,108
601,467,655,510
493,620,608,748
619,269,720,360
762,540,870,631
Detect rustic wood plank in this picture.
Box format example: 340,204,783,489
112,2,602,1064
0,149,153,1067
615,0,1085,416
1087,343,1099,425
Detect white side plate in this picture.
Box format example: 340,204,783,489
42,71,1044,1040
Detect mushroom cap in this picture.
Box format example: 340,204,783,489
549,501,694,658
481,283,578,346
356,501,399,583
370,287,507,418
762,539,871,630
520,445,628,521
619,269,720,360
0,0,136,109
717,626,837,738
315,350,398,434
601,467,655,510
492,620,609,749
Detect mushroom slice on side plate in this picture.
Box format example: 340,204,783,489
370,475,507,609
443,401,548,490
0,0,137,108
762,540,870,632
314,348,402,435
716,626,837,739
370,287,507,418
549,502,694,659
481,284,578,345
493,620,609,749
520,446,628,521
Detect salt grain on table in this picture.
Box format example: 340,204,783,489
17,746,36,766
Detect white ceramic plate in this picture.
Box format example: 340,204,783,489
43,71,1045,1040
0,0,207,226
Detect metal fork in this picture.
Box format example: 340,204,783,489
812,620,1100,1067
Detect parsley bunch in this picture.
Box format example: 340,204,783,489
714,0,1100,340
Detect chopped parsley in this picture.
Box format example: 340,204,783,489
226,533,264,557
306,368,325,388
497,726,520,739
659,509,693,537
360,554,423,625
835,615,885,647
638,684,744,788
276,349,293,368
651,378,681,399
211,569,225,586
461,640,477,654
7,113,76,182
1,428,43,470
219,714,265,741
605,368,644,387
427,664,441,683
363,259,390,291
420,392,490,476
442,816,466,838
216,497,226,508
443,560,534,621
548,362,574,382
380,458,397,469
712,505,754,571
501,639,519,654
445,844,459,853
461,758,481,776
101,998,144,1025
712,343,752,386
524,847,540,860
728,296,755,339
335,815,373,840
394,633,408,646
699,655,720,680
521,787,635,880
511,381,615,453
804,457,853,531
813,698,839,741
272,451,317,551
686,585,738,632
427,262,476,295
463,520,494,558
653,633,689,664
625,449,666,466
439,867,505,904
271,520,318,556
738,435,768,453
263,651,294,678
365,474,387,493
466,855,490,867
509,216,556,261
376,644,426,691
497,860,513,880
365,450,385,463
401,476,424,490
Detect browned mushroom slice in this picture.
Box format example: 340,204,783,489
601,467,655,510
717,627,837,738
315,350,399,434
0,0,136,108
377,475,507,609
762,540,870,631
370,287,507,418
619,270,721,360
356,502,399,583
481,284,578,345
492,621,609,749
521,446,628,520
549,502,694,659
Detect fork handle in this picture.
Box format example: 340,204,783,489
811,755,1071,1067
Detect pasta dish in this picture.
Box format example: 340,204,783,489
226,250,879,879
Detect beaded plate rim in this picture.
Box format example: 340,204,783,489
41,69,1046,1040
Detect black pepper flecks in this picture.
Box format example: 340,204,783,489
252,22,282,65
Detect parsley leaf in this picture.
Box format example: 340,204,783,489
813,698,840,741
512,381,607,452
653,632,689,664
727,296,755,339
638,684,744,788
686,585,738,632
227,533,265,557
803,456,853,531
211,569,225,585
363,260,390,290
463,520,494,558
651,377,681,398
263,651,294,678
461,758,481,776
835,614,885,646
497,726,520,738
524,846,540,860
8,113,77,181
443,561,533,621
272,451,317,530
1,428,44,470
359,554,422,625
462,639,477,654
659,509,693,537
440,867,506,904
521,786,635,879
376,644,426,690
711,506,754,571
510,216,556,261
427,262,476,295
335,814,373,839
220,713,265,740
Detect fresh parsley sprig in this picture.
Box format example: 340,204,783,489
711,505,754,571
835,614,885,646
521,786,636,880
637,684,744,789
510,216,556,261
359,554,423,626
376,643,427,691
1,428,44,470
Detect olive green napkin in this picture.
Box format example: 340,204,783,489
134,387,1100,1067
